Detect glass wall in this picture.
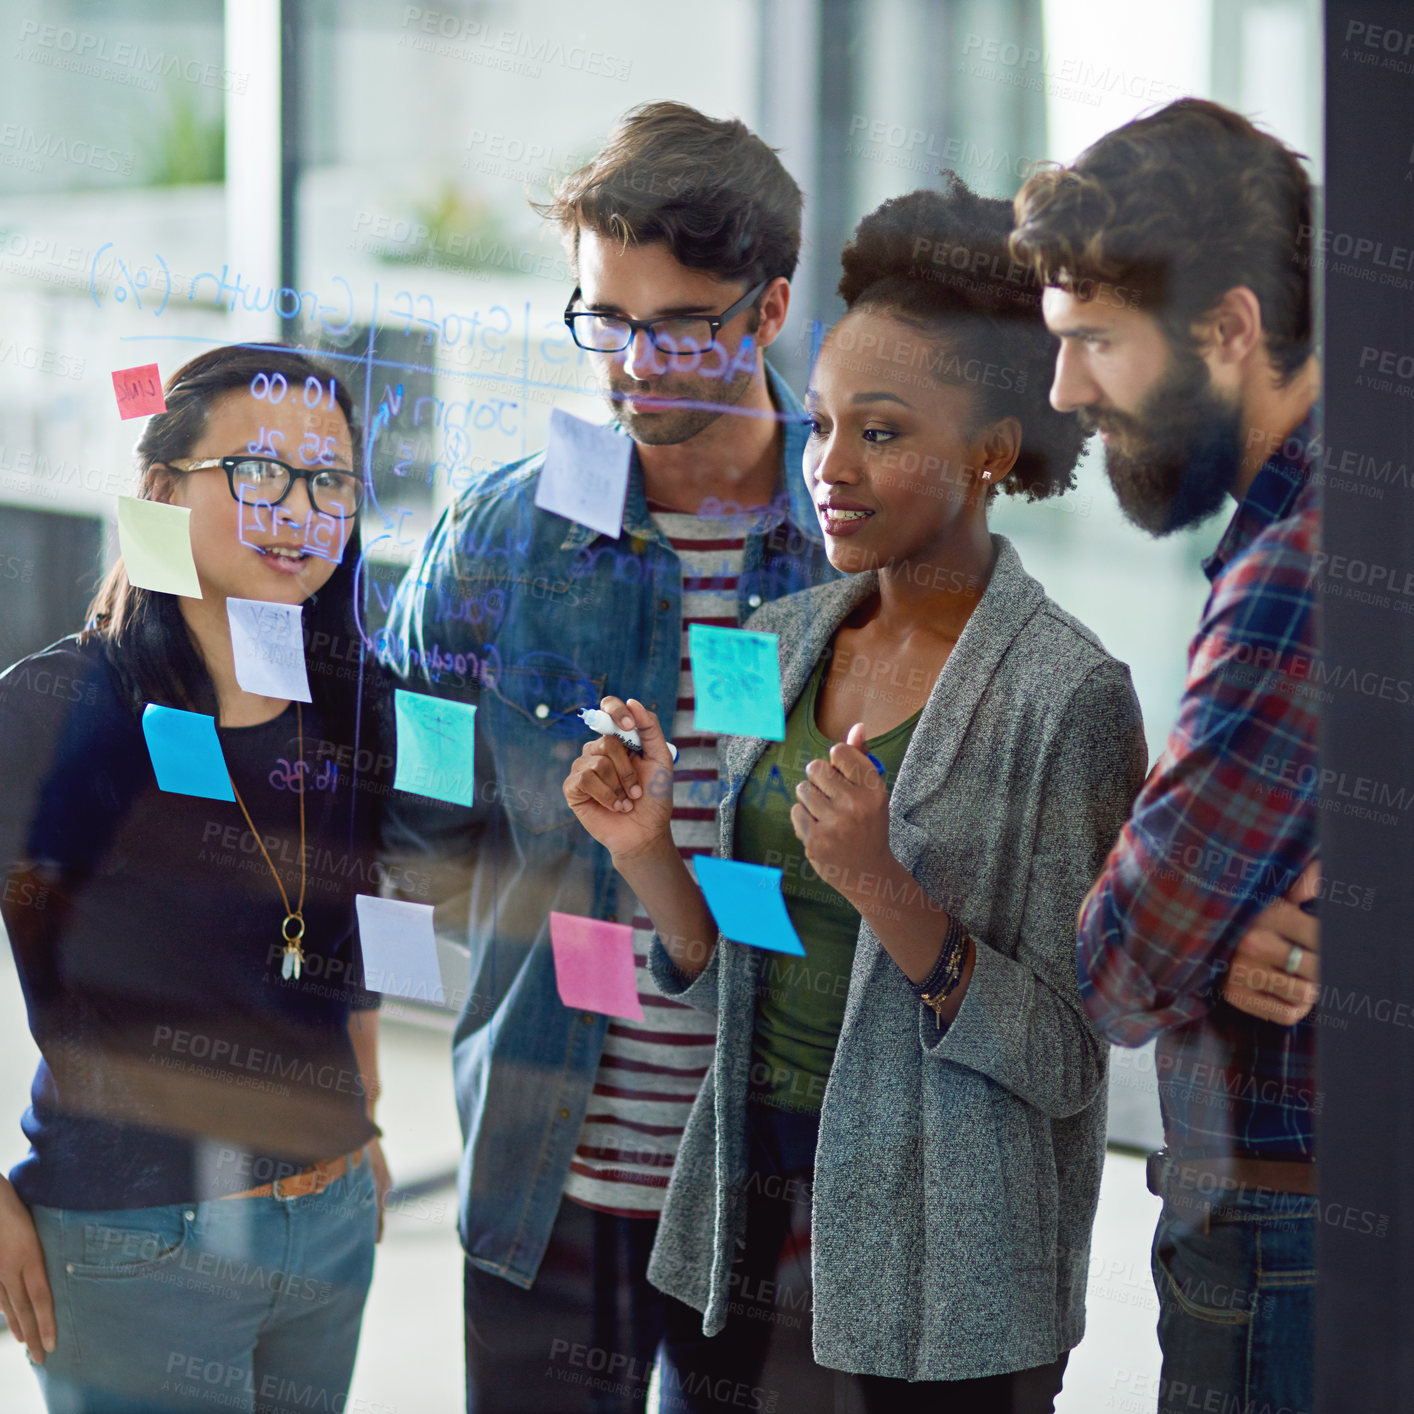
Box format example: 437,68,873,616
290,0,764,630
0,2,1326,1410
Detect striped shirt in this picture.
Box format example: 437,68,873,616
1077,413,1321,1158
562,506,748,1214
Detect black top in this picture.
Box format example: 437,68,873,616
0,636,392,1209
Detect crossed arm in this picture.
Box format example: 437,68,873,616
1220,864,1320,1025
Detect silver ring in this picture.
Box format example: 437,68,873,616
1283,943,1304,976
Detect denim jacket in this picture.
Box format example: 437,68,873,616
380,366,834,1287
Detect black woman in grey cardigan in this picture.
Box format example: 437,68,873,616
564,180,1148,1411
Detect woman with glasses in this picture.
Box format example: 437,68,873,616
0,344,393,1412
563,180,1147,1412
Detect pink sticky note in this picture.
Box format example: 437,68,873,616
548,911,644,1022
112,363,166,419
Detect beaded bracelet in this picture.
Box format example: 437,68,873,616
913,912,972,1031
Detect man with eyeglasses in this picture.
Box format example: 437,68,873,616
383,102,832,1414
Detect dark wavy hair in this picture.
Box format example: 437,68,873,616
538,100,803,292
837,176,1086,500
1010,98,1313,382
84,344,380,757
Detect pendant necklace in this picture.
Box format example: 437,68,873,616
228,703,308,980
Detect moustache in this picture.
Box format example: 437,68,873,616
607,382,694,406
1078,406,1141,439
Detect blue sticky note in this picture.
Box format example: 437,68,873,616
694,856,805,956
141,704,235,801
393,689,477,807
689,624,785,741
534,409,632,539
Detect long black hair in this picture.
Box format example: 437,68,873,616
84,343,381,760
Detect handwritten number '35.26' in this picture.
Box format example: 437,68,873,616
243,430,337,466
300,431,338,466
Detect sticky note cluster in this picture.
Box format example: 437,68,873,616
688,625,785,741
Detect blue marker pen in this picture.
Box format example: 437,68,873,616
866,752,886,777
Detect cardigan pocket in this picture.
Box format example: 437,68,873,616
928,1082,1052,1278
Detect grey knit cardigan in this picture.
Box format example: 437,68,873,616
646,535,1148,1382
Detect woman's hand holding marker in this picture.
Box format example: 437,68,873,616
578,707,679,762
789,723,895,905
564,697,677,863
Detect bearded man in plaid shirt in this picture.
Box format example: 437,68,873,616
1013,100,1323,1414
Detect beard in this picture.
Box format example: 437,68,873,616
604,345,758,446
1082,343,1244,537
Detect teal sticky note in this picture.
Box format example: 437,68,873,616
393,689,477,807
694,855,805,956
689,624,785,741
141,704,235,801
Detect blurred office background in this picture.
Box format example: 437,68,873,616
0,0,1322,1408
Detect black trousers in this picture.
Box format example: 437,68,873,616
465,1112,1070,1414
658,1099,1070,1414
464,1195,688,1414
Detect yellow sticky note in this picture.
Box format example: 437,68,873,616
116,497,202,598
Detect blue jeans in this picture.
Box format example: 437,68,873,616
29,1153,378,1413
1151,1191,1315,1414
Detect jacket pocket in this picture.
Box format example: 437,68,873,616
478,653,607,836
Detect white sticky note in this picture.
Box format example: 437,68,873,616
533,409,632,539
354,895,446,1005
116,497,201,598
227,598,311,702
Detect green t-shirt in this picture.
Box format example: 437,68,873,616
734,655,921,1113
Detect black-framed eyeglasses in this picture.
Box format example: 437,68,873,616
163,456,365,519
563,279,768,355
